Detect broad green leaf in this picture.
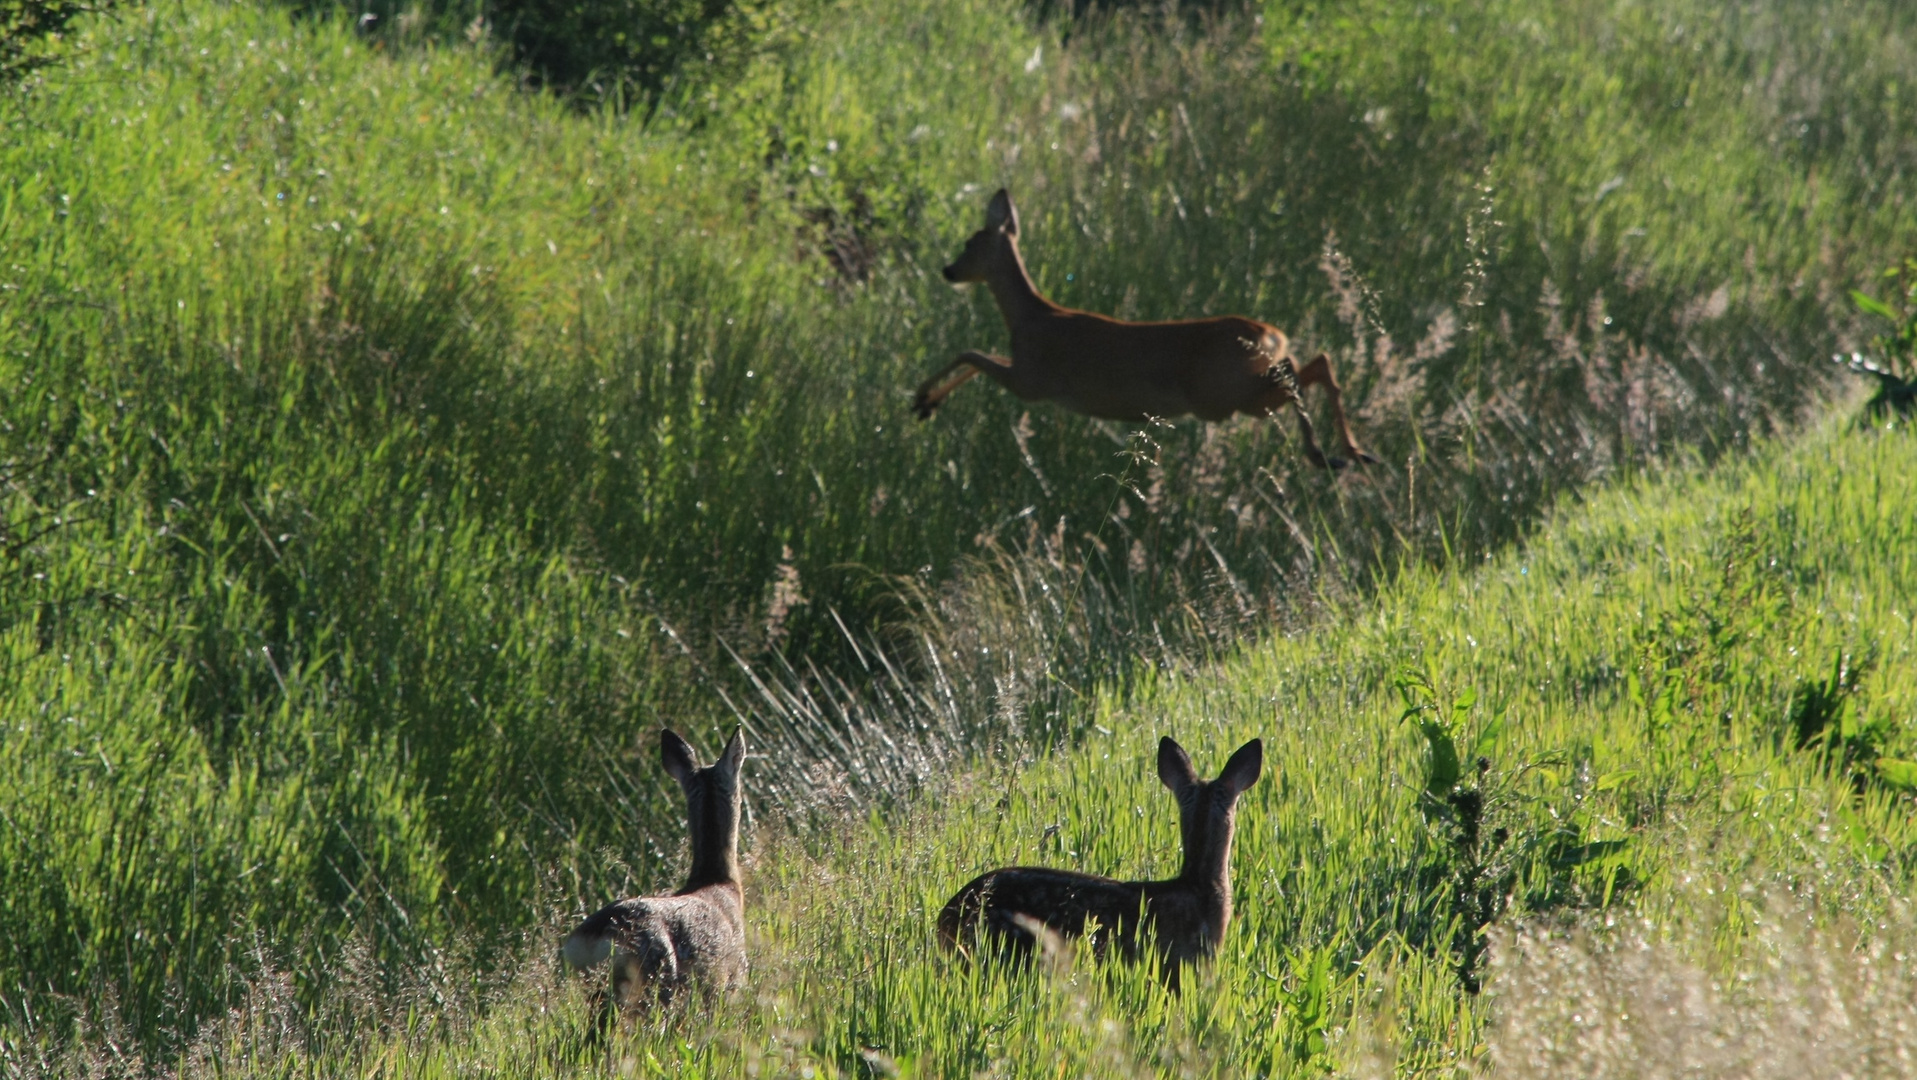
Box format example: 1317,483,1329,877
1549,838,1633,868
1595,769,1638,792
1874,757,1917,792
1852,289,1898,320
1419,718,1461,795
1472,711,1508,757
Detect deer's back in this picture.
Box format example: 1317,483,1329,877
573,883,747,989
1018,311,1287,422
939,866,1153,961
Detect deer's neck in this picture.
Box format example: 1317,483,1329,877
683,785,741,889
1176,813,1236,902
987,244,1054,330
1176,831,1235,940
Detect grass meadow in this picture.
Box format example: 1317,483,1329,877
3,0,1917,1072
82,411,1917,1078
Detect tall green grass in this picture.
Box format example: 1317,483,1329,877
2,0,1916,1060
82,411,1917,1078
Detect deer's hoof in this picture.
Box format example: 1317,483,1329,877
1325,455,1350,471
1351,448,1381,466
913,401,936,421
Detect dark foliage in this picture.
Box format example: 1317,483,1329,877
1027,0,1247,26
332,0,785,106
495,0,778,102
0,0,105,84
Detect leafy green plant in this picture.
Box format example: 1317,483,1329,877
1627,509,1792,751
1281,945,1337,1070
1399,672,1637,994
1840,258,1917,419
1399,675,1512,993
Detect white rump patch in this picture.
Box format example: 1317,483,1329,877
562,930,612,970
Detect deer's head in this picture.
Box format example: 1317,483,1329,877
943,188,1021,283
1157,736,1263,884
662,727,746,884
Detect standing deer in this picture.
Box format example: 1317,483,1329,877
938,736,1264,989
563,729,748,1012
914,189,1377,470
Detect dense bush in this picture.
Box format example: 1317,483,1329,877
499,0,785,100
0,0,107,83
328,0,790,104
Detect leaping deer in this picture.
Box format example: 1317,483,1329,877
914,189,1377,470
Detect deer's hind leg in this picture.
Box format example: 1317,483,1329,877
595,932,679,1032
913,351,1021,419
1292,353,1379,465
1289,404,1336,470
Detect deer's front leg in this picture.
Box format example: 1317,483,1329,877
913,351,1017,419
912,360,979,420
1252,360,1337,470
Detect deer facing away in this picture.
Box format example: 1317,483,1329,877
563,729,748,1009
914,188,1377,470
938,736,1264,988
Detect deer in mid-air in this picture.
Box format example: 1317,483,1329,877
563,729,748,1013
914,188,1377,470
938,736,1264,989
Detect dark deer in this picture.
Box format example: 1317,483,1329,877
914,188,1376,469
938,736,1264,988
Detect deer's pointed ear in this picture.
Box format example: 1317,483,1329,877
1158,736,1199,794
1217,739,1264,797
661,729,699,785
719,728,746,776
986,188,1019,236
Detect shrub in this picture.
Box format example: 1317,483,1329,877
334,0,790,106
0,0,106,84
490,0,786,103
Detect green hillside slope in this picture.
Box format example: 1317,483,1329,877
167,416,1917,1079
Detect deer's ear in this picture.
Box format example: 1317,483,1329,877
986,188,1019,236
661,729,699,785
1158,736,1199,794
719,728,746,777
1217,739,1264,797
